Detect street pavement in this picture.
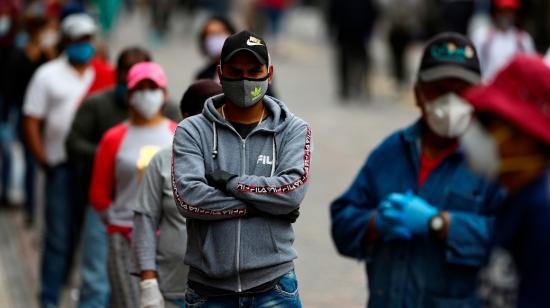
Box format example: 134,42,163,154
0,7,418,307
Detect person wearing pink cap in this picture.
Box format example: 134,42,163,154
471,0,535,81
89,61,177,308
461,54,550,307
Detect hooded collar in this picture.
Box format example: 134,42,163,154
203,94,291,134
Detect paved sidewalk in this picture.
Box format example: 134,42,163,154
0,208,39,308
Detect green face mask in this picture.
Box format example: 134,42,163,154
220,75,269,108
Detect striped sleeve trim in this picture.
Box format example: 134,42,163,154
236,127,311,195
170,132,246,217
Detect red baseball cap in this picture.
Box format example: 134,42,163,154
494,0,521,10
464,54,550,146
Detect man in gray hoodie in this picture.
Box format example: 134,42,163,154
172,30,311,307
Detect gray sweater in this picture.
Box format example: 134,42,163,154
132,147,188,299
172,94,312,292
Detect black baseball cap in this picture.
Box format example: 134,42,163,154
417,32,481,85
220,30,269,67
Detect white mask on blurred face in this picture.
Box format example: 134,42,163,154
0,15,11,36
205,34,228,58
129,89,164,119
460,119,500,180
39,30,58,48
423,92,473,138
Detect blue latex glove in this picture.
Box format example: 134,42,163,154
386,192,437,235
376,198,412,241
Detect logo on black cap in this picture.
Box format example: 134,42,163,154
431,42,475,63
246,36,264,47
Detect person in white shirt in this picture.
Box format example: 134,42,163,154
471,0,535,81
22,13,97,307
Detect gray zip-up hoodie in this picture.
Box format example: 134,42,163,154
171,94,311,292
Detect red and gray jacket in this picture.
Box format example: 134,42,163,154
90,119,177,234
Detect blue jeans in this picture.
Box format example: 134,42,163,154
185,270,302,308
0,121,12,203
77,206,110,308
40,165,76,307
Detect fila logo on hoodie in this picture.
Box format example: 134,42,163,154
257,155,273,165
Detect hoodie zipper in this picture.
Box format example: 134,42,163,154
214,109,266,293
236,138,246,292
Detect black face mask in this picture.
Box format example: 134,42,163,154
220,75,269,108
114,81,128,104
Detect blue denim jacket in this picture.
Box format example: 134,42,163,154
330,121,504,308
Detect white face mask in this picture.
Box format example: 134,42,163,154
424,92,473,138
0,15,11,36
460,119,500,179
129,89,165,120
205,34,228,58
39,30,58,48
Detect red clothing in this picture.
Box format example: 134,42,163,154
89,120,177,234
86,57,116,97
261,0,292,9
418,144,459,187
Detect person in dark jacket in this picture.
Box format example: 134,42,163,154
330,33,504,307
328,0,377,100
3,14,57,221
66,46,152,308
195,15,236,81
462,54,550,308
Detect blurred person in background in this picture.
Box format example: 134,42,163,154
66,47,152,308
172,30,308,307
132,79,222,308
89,61,177,308
380,0,424,89
440,0,475,35
520,0,550,53
257,0,293,46
150,0,177,42
471,0,535,81
330,33,504,307
195,15,236,81
0,0,20,208
327,0,377,101
91,0,121,36
22,13,97,307
196,0,231,16
3,12,57,223
461,54,550,308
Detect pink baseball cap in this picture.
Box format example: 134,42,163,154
127,62,167,90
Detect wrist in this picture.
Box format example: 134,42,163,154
225,176,238,193
140,270,157,281
429,211,450,240
366,211,382,242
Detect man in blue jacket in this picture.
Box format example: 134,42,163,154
330,32,504,307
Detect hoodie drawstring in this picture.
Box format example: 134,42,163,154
212,121,218,159
271,134,277,176
211,110,277,176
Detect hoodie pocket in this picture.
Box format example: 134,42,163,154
200,225,212,266
197,220,238,278
268,223,280,253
